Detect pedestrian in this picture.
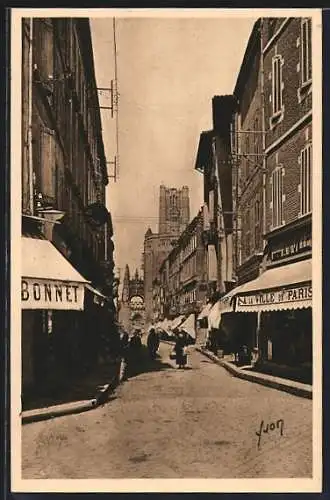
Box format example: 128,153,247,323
174,330,187,369
127,329,143,377
209,328,218,356
119,330,130,381
147,327,160,359
130,329,142,351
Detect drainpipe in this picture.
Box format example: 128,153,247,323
28,18,34,215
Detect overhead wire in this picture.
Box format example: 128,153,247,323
113,17,120,179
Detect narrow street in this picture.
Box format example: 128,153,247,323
22,342,312,479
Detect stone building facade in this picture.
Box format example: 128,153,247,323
220,17,313,378
143,228,176,323
154,209,208,320
21,18,116,401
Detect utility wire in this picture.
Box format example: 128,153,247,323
113,17,120,179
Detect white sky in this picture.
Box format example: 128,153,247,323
90,15,256,279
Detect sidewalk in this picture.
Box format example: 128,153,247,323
196,346,312,399
21,361,120,425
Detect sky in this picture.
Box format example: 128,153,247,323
90,15,256,281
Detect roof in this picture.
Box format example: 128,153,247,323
233,19,261,99
195,130,214,172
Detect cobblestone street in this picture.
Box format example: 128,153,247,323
22,343,312,479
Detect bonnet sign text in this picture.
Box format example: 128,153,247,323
21,278,85,310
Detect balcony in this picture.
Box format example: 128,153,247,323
84,201,111,227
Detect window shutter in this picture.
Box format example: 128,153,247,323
40,126,56,200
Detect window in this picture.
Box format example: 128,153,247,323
300,144,312,215
40,126,56,200
272,166,284,228
301,18,312,85
245,207,251,257
254,198,261,248
272,55,283,116
245,135,250,179
254,116,261,158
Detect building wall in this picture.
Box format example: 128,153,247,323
21,18,116,396
265,123,312,232
231,16,312,285
233,25,264,284
262,17,312,236
154,210,207,319
22,18,113,290
262,18,312,150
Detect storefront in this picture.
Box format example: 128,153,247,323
205,285,257,354
21,236,88,398
233,258,312,380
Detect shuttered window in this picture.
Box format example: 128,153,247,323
272,55,283,116
40,126,56,200
272,167,284,228
300,144,312,215
301,18,312,85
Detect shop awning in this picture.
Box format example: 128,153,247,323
171,315,185,330
85,284,106,307
180,313,196,339
207,287,239,331
197,303,212,320
234,259,312,312
22,237,88,310
207,301,223,331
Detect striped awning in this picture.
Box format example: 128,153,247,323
234,259,312,312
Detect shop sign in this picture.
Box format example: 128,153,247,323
21,277,85,310
271,233,312,262
236,284,312,310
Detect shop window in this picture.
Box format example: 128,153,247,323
300,143,312,216
271,166,284,229
301,18,312,86
271,54,284,121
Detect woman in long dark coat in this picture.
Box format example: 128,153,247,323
147,328,160,359
174,331,187,369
